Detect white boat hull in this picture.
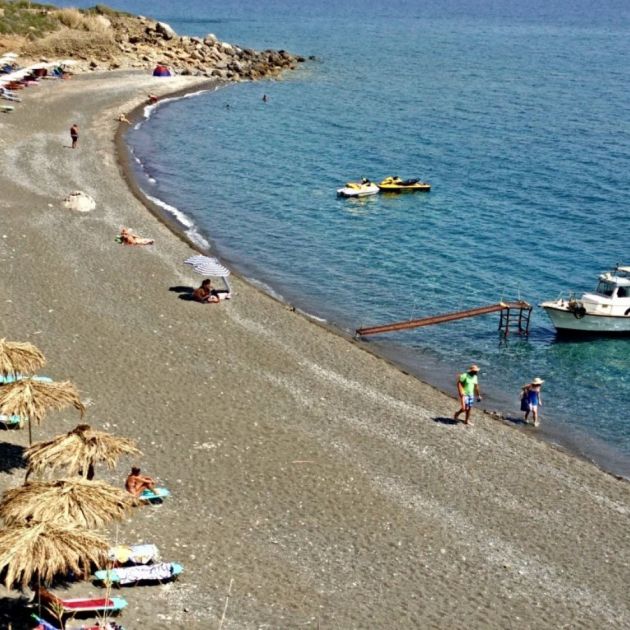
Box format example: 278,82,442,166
336,185,379,198
541,303,630,334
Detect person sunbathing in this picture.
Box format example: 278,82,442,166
125,467,156,497
117,113,131,124
119,227,154,246
192,278,220,304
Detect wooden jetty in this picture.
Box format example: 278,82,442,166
355,301,532,337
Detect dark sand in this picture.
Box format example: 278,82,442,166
0,71,628,629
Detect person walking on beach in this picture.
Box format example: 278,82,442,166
454,364,482,426
70,123,79,149
521,377,544,427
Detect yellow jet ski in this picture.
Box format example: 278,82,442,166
377,176,431,192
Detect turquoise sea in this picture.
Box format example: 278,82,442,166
65,0,630,476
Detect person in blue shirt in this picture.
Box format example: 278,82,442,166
521,377,544,427
454,364,482,426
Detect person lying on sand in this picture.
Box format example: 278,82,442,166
119,227,154,246
125,467,156,497
117,113,131,124
192,278,221,303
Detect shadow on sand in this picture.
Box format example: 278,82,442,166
0,441,26,473
0,595,37,628
433,416,459,426
169,285,194,301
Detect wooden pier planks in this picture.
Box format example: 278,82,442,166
355,301,532,337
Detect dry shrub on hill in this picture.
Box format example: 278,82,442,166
25,27,115,58
54,8,111,33
54,7,83,29
0,33,26,53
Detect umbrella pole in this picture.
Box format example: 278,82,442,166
28,418,32,446
224,277,232,296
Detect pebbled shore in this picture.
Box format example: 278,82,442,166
0,71,628,629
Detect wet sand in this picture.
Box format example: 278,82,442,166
0,71,628,629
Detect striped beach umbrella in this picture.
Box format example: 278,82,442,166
184,255,232,296
183,254,209,267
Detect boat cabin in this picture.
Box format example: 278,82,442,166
594,268,630,300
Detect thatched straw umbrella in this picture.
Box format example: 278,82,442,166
26,424,142,480
0,378,84,444
0,479,136,529
0,339,45,379
0,520,108,590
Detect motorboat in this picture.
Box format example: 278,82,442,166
540,266,630,334
337,179,379,198
377,176,431,193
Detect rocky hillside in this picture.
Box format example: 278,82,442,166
0,3,304,80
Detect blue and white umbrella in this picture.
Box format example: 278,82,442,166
183,254,208,267
183,255,232,296
184,255,230,277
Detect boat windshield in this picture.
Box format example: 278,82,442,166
596,281,616,297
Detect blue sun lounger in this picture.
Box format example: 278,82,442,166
0,374,53,384
32,614,126,629
0,414,23,427
138,487,170,504
94,562,183,586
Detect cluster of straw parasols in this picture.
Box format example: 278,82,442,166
0,339,144,623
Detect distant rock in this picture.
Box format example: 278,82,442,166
155,21,177,40
63,191,95,213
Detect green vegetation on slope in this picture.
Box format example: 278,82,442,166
0,2,131,39
0,1,59,38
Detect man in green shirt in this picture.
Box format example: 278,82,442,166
454,364,482,426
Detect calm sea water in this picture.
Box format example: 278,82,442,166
65,0,630,476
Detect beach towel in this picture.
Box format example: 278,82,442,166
109,543,160,565
95,562,182,585
118,562,178,584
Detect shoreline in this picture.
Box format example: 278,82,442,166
0,71,628,628
115,81,630,483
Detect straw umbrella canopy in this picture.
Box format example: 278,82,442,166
0,520,109,590
0,339,45,378
0,479,136,529
0,379,84,444
25,424,142,479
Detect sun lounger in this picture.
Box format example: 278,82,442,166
0,414,23,427
94,562,183,586
0,374,53,384
37,589,127,616
108,543,160,565
0,87,20,102
138,487,170,503
32,615,125,630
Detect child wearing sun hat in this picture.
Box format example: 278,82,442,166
521,377,544,427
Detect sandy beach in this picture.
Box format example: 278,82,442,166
0,71,628,629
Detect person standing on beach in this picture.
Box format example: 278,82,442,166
70,123,79,149
454,364,482,426
521,377,544,427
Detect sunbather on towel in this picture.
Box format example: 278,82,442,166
119,227,154,246
125,467,156,497
192,279,220,304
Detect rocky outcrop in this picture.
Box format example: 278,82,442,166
44,11,303,81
